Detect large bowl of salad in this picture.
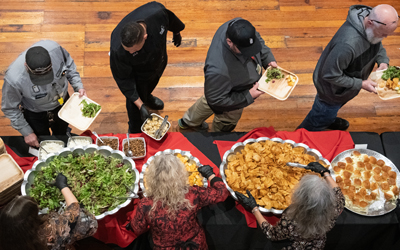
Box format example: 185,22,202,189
21,144,139,220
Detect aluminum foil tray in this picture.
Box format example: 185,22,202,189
220,137,330,215
140,149,208,196
331,148,400,216
21,145,139,220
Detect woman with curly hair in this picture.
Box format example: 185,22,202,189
127,154,229,249
0,173,97,250
236,162,345,250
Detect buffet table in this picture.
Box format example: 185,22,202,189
1,128,399,250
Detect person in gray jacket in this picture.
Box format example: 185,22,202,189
297,4,398,131
178,18,277,132
1,40,86,148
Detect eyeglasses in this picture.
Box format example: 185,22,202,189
25,63,52,75
370,16,400,26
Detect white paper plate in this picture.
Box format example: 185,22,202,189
58,93,101,131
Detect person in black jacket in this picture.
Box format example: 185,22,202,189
110,2,185,133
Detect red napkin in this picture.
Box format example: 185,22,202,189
214,127,354,228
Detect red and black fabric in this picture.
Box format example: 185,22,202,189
213,127,354,228
129,179,229,250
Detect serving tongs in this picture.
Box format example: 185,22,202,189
286,162,307,168
154,115,168,139
112,185,142,199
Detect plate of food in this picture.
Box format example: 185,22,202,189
21,145,139,220
370,66,400,100
257,66,298,100
220,137,330,215
96,136,119,151
122,137,146,159
140,149,207,196
58,92,102,131
331,149,399,216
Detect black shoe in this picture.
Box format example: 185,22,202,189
144,95,164,110
178,118,209,131
327,117,349,131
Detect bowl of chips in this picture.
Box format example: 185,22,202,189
140,149,208,196
220,137,330,215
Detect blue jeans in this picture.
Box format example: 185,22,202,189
297,94,342,131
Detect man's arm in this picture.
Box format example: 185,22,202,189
257,31,276,69
110,50,140,104
165,9,185,33
375,43,390,69
320,44,363,90
60,47,84,93
204,73,254,112
1,80,39,147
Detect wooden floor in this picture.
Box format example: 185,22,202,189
1,0,400,136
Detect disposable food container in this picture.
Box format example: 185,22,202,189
21,145,139,220
220,137,330,215
58,92,102,131
39,140,65,161
141,113,171,141
67,136,93,148
96,136,119,151
0,154,24,204
140,149,208,196
122,137,146,159
257,66,299,100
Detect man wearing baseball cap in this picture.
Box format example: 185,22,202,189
178,18,278,132
1,40,87,147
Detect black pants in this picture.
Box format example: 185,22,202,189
127,75,161,133
23,94,69,136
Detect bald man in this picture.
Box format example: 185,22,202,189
297,4,398,131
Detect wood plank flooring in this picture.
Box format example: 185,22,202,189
1,0,400,136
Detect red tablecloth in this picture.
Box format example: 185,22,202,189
213,127,355,228
6,131,220,248
80,131,220,247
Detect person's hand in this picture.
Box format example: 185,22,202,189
78,88,87,98
173,32,182,47
235,190,259,212
198,165,214,179
362,79,377,94
377,63,388,71
55,173,69,190
305,162,331,177
139,104,151,122
268,61,278,68
24,133,40,148
249,82,264,99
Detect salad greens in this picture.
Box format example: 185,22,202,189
265,68,284,83
80,99,101,118
381,66,400,81
30,152,135,216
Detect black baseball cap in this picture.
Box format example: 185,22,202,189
25,46,54,85
226,19,261,57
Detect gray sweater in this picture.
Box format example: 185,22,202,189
204,18,276,114
314,5,389,105
1,40,83,136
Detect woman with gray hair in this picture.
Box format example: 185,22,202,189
236,162,345,250
127,154,229,249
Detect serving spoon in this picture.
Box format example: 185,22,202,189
126,133,133,157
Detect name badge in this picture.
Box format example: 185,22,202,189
256,64,262,75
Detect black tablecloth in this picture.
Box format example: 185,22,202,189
2,132,399,250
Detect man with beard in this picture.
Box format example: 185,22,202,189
297,4,398,131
